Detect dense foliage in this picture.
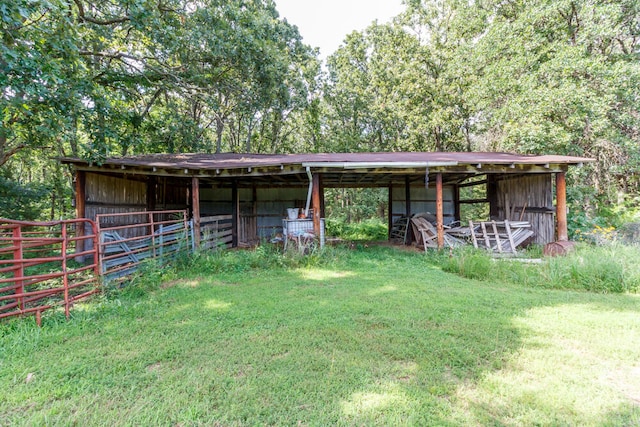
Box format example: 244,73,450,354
2,0,639,225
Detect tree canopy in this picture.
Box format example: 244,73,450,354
1,0,639,221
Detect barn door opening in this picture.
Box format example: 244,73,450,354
323,187,388,241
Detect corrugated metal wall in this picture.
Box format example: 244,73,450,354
391,185,456,225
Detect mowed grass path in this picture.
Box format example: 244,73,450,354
1,247,639,426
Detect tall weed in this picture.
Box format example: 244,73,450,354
441,244,640,294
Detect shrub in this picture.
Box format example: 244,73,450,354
325,218,387,241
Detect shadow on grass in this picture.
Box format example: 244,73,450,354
1,246,639,425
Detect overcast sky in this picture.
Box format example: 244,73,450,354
274,0,405,59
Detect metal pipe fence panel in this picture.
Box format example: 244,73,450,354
0,218,99,325
96,210,191,284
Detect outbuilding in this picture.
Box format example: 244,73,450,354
62,151,593,249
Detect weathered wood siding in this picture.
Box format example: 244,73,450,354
497,174,554,244
85,173,146,224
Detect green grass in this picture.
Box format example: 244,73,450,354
441,243,640,293
1,246,639,426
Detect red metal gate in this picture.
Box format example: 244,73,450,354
0,219,99,325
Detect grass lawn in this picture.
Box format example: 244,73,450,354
1,246,639,426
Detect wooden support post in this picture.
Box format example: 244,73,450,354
405,176,412,245
319,181,325,218
312,173,321,236
436,173,444,249
453,184,461,222
147,176,157,211
75,171,86,262
556,172,568,242
388,185,393,240
191,177,201,248
252,184,258,242
487,174,498,219
232,180,239,248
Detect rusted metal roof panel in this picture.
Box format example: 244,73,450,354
61,151,593,171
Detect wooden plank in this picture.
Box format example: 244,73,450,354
191,177,201,248
388,185,393,240
75,171,86,260
436,173,444,249
480,222,491,249
405,176,412,245
453,184,460,223
487,175,498,219
201,215,233,222
232,181,238,248
147,176,156,211
469,221,479,248
491,221,503,253
504,220,516,253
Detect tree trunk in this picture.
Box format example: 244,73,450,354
215,115,224,153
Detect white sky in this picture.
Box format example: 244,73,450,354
274,0,405,59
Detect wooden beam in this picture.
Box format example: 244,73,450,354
191,177,201,248
312,173,321,235
436,173,444,249
458,198,490,204
453,183,460,222
75,171,86,220
388,185,393,240
487,175,499,219
556,172,568,241
458,178,489,188
232,180,239,248
405,176,412,245
319,179,325,218
146,176,156,211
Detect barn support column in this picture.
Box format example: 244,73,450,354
405,176,412,245
453,183,460,222
436,173,444,249
312,173,321,236
75,171,86,262
556,172,568,241
232,180,239,248
191,177,201,248
487,174,499,219
146,176,157,211
387,185,393,240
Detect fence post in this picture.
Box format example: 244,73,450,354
189,219,195,252
61,222,70,319
12,225,24,312
158,224,164,260
149,212,156,259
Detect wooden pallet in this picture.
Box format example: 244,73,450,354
469,220,534,254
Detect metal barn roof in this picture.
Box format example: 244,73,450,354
61,151,593,187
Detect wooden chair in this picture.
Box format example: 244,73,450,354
411,217,466,251
411,217,439,250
